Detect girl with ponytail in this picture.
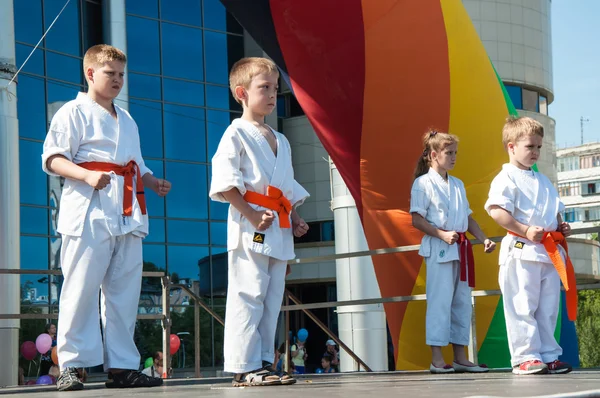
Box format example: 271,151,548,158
410,129,496,374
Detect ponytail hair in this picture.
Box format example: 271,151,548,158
413,129,459,180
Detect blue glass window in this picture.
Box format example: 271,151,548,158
143,244,166,271
160,0,202,27
47,81,80,105
130,99,163,158
164,104,206,162
167,220,209,245
126,16,161,75
126,0,159,18
20,139,47,206
144,160,165,217
16,44,44,75
44,0,81,56
21,236,49,269
129,73,162,101
14,0,43,45
277,96,286,118
209,222,227,246
146,218,166,243
46,52,82,84
167,245,209,282
206,84,230,110
21,206,49,235
210,200,229,221
165,162,208,219
203,0,227,31
163,78,205,107
20,236,50,303
504,85,522,109
161,23,204,81
204,31,228,85
206,110,232,160
17,75,46,140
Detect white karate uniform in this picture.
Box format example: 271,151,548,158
410,168,473,346
41,92,151,371
484,163,565,366
209,118,309,373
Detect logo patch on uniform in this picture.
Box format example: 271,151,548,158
514,241,525,249
253,233,265,244
439,250,445,258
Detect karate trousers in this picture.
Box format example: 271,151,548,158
499,257,562,367
223,244,287,373
425,259,472,347
57,193,143,371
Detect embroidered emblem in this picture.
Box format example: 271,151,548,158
439,250,445,258
514,241,524,249
253,232,265,244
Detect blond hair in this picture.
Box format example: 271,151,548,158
229,57,279,104
83,44,126,77
414,129,459,179
502,116,544,149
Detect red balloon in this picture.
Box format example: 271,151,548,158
169,334,180,355
20,341,37,360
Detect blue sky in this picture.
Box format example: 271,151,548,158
551,0,600,148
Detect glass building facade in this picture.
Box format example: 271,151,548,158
14,0,244,369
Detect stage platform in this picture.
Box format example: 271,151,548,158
2,370,600,397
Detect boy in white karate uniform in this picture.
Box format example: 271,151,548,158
410,130,495,374
209,57,309,387
42,45,171,391
485,116,575,375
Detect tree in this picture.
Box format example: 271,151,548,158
576,289,600,367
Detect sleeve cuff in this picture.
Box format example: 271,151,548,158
41,149,73,177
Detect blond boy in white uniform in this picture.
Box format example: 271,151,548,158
209,57,309,387
485,116,575,375
42,45,171,391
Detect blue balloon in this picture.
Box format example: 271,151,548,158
36,375,53,385
316,368,323,374
297,328,308,342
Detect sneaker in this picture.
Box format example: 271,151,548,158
512,360,548,375
546,360,572,374
105,370,163,388
57,367,84,391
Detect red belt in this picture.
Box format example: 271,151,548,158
78,161,147,216
457,232,475,288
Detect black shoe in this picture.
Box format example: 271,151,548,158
105,370,163,388
57,367,84,391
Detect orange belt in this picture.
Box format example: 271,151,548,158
508,231,577,321
457,232,475,288
78,161,147,217
243,186,292,228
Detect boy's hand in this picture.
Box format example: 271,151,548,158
526,226,545,243
440,230,459,245
483,239,496,253
155,178,171,197
85,171,111,190
250,209,275,231
293,217,309,238
559,222,571,237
